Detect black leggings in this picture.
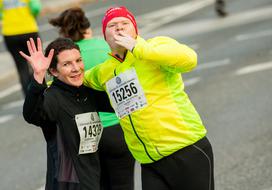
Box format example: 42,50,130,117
141,137,214,190
4,32,39,96
99,124,135,190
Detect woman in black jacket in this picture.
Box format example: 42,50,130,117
20,37,113,190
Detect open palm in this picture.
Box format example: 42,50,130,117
19,38,54,82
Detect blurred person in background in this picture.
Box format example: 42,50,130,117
49,7,135,190
0,0,41,96
215,0,227,17
84,6,214,190
0,1,59,190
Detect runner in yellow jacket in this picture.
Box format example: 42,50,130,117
84,6,214,190
0,0,41,95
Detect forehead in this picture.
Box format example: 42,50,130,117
57,49,81,62
107,17,132,25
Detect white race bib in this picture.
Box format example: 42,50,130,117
75,112,103,154
106,68,147,118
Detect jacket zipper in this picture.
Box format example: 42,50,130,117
114,67,155,162
128,115,155,162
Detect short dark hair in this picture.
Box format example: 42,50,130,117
49,7,90,42
45,37,80,74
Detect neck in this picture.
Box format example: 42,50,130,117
112,48,127,60
83,28,93,39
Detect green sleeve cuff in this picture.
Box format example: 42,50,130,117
29,0,42,17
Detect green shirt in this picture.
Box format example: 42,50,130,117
76,38,119,127
76,38,110,70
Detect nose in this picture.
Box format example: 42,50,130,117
71,62,80,72
116,23,124,31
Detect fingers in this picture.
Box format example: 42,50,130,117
30,38,37,52
37,37,43,52
47,49,54,62
19,51,30,60
27,40,34,55
26,37,44,56
19,51,34,68
117,31,128,37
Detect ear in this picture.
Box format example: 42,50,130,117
49,68,58,78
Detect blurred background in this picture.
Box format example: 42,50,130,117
0,0,272,189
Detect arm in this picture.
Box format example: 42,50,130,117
114,32,197,73
23,77,58,127
20,37,55,125
133,36,197,73
91,89,114,113
23,77,48,126
84,65,104,91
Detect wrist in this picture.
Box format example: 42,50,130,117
33,72,45,84
130,46,135,52
129,41,137,52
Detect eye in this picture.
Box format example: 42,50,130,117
108,24,116,28
76,58,83,63
62,62,71,67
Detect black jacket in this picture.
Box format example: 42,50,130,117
23,78,113,190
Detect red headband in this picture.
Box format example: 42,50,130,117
102,6,138,39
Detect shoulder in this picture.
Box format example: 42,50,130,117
43,86,61,103
135,36,179,48
146,36,179,44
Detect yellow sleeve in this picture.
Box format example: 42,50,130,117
83,66,104,91
133,36,197,73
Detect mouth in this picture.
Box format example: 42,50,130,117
70,73,83,80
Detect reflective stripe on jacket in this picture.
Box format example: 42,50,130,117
84,36,207,164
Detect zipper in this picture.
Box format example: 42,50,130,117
128,115,155,162
114,66,155,162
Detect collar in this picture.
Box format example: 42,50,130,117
51,79,86,95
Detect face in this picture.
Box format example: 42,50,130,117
50,49,84,87
105,17,137,49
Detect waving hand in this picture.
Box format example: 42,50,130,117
19,38,54,84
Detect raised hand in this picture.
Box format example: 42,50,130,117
19,38,54,84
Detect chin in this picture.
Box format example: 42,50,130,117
71,83,83,87
69,79,83,87
71,75,84,86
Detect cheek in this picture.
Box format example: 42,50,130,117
80,63,85,70
128,27,137,37
106,29,116,38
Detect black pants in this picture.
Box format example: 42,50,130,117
4,32,39,96
99,124,135,190
141,137,214,190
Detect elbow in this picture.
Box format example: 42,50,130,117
23,111,32,124
190,51,198,70
184,50,198,72
23,106,38,125
23,103,31,123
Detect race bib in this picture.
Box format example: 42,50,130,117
75,112,103,154
106,68,147,118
